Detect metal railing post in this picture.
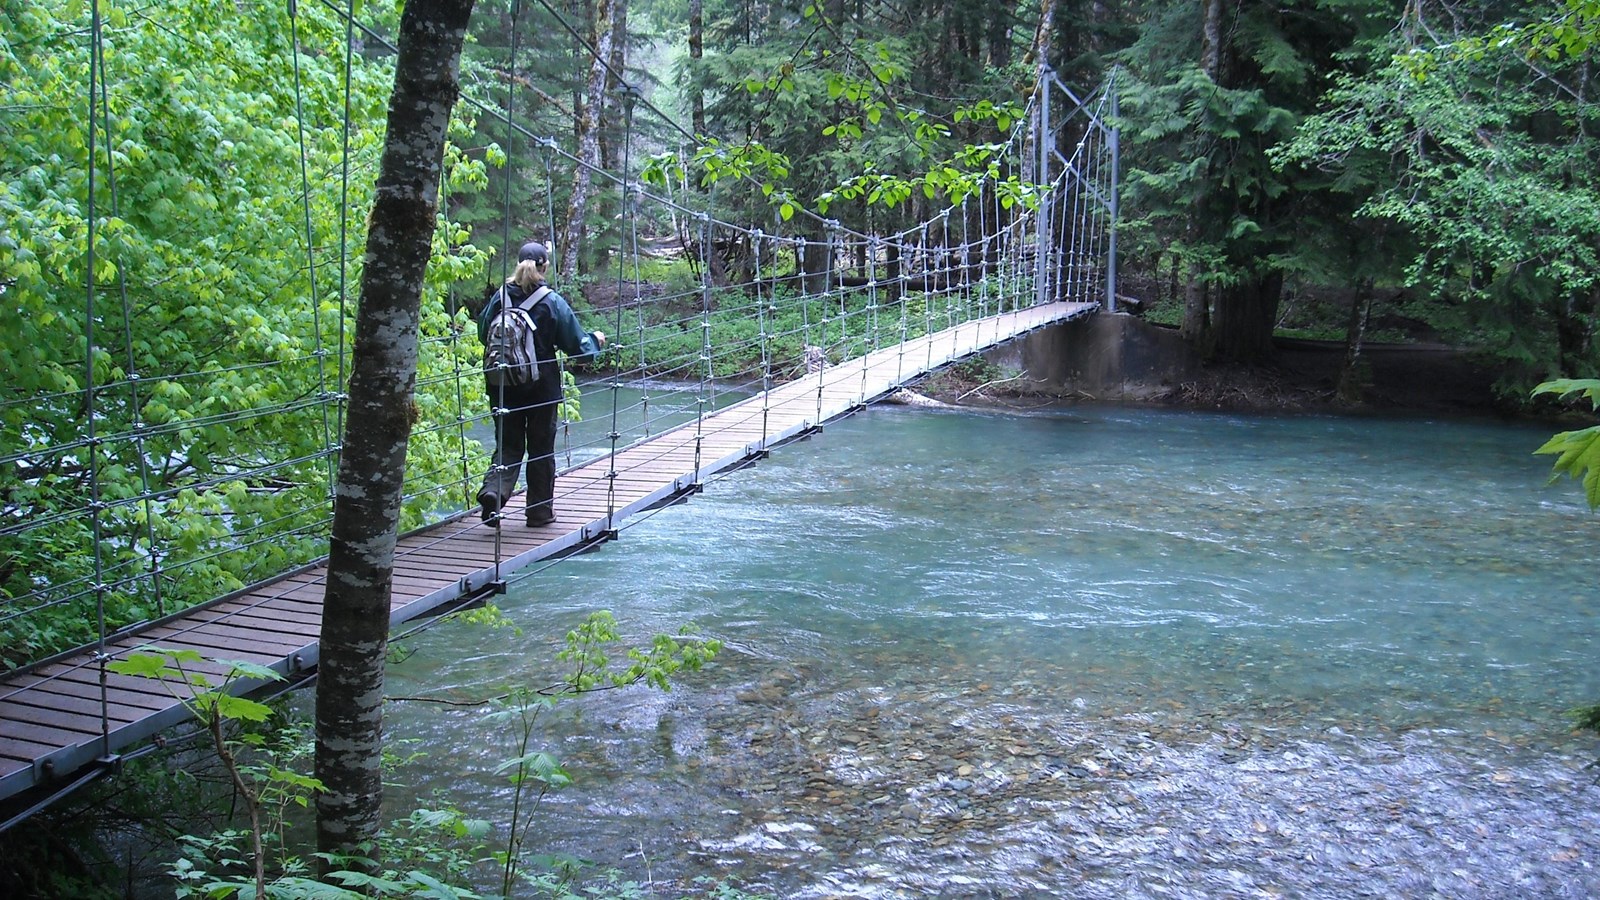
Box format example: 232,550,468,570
1036,66,1052,309
1107,70,1120,313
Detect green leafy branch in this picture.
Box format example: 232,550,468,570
1451,0,1600,63
641,140,803,222
1530,379,1600,768
816,155,1044,215
1533,379,1600,510
109,649,303,899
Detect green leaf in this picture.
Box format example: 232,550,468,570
108,650,185,679
1535,425,1600,509
216,659,283,683
404,870,473,899
209,693,273,723
1534,379,1600,410
495,751,571,788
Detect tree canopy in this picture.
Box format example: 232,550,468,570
4,0,1596,673
0,0,489,667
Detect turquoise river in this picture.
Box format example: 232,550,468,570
377,402,1600,898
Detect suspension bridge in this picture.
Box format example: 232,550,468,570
0,4,1118,826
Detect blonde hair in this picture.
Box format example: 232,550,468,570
508,258,546,291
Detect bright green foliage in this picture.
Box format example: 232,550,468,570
1533,379,1600,510
664,0,1045,233
554,609,722,692
109,648,282,724
466,610,722,896
1535,378,1600,754
1,0,493,668
110,647,330,899
1449,0,1600,62
1282,1,1600,393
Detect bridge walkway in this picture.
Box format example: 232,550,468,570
0,301,1096,819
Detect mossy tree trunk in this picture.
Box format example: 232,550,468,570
314,0,475,870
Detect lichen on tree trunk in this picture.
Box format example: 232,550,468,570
314,0,475,871
561,0,616,279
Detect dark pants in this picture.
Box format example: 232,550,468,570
479,384,559,519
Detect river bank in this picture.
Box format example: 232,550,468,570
915,317,1527,419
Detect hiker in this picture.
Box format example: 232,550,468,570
477,241,606,527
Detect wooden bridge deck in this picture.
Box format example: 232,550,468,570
0,301,1095,817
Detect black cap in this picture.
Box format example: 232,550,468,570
518,242,549,265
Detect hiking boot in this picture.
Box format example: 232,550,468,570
478,491,503,524
525,508,556,528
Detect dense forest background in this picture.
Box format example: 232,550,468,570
460,0,1600,393
3,0,1600,895
4,0,1598,677
4,0,1597,667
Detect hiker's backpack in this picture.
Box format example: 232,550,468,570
482,286,551,387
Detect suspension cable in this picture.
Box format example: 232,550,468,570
337,0,355,437
86,0,112,757
288,0,336,509
96,10,166,620
604,88,641,531
6,0,1120,683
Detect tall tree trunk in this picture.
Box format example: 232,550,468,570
800,228,830,294
1337,276,1374,402
570,0,587,140
1026,0,1058,73
1182,0,1225,347
314,0,474,869
689,0,705,135
1556,285,1598,377
1200,0,1224,79
561,0,615,278
886,240,903,304
1213,271,1281,362
1181,261,1208,345
986,0,1011,69
1019,0,1058,183
599,0,629,172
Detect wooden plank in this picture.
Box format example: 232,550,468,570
105,635,285,669
204,602,322,629
0,688,144,725
249,580,328,603
26,658,229,700
224,592,325,618
135,622,311,656
389,573,458,594
0,702,109,737
1,735,61,765
1,717,106,752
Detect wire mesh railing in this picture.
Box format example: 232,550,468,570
0,2,1116,687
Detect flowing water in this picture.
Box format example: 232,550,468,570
381,404,1600,898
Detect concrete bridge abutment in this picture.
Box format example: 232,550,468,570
986,312,1199,401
